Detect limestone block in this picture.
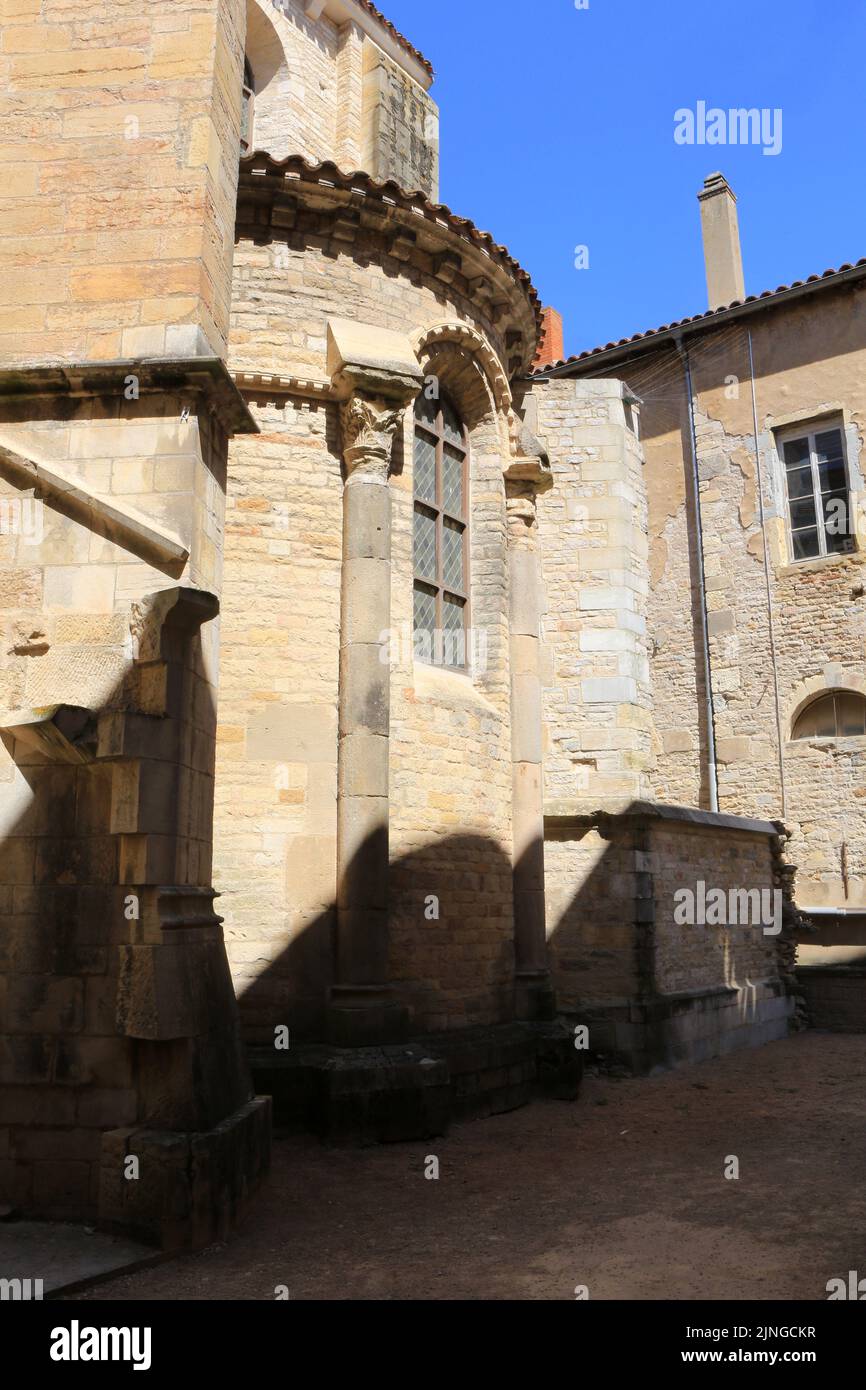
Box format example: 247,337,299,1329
582,677,638,704
247,703,337,763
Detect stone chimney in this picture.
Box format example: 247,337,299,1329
533,306,565,370
698,173,745,309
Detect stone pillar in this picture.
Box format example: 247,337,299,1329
506,452,556,1021
326,319,423,1045
331,394,404,1043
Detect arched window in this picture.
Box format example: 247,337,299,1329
240,57,255,154
413,391,469,669
792,691,866,739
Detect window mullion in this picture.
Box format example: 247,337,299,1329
810,432,827,557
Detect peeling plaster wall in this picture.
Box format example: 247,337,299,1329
602,280,866,915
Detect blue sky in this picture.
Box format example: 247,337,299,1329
384,0,866,358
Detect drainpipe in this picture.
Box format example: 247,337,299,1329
747,328,788,820
674,332,720,813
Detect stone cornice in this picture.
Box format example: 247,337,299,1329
0,359,258,437
544,801,780,839
236,154,541,375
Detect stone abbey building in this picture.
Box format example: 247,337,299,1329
0,0,863,1248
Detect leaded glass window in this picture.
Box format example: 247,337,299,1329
413,391,469,669
241,58,255,155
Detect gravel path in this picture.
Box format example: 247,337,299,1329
70,1031,866,1301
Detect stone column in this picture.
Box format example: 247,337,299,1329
506,453,556,1021
330,394,405,1044
326,320,423,1045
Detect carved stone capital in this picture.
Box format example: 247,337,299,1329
340,394,405,479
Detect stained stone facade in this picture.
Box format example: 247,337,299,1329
1,0,851,1241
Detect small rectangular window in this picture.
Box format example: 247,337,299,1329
780,423,854,562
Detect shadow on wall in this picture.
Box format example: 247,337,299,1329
0,596,259,1227
235,802,792,1068
237,830,518,1044
545,806,794,1071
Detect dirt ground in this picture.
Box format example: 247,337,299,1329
70,1031,866,1301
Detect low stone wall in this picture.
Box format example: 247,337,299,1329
545,802,797,1072
249,1021,581,1142
797,965,866,1032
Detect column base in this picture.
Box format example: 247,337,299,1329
515,971,556,1022
328,986,410,1046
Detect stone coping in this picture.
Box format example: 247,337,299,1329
0,358,258,437
544,799,780,838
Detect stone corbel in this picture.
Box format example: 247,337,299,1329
504,444,553,545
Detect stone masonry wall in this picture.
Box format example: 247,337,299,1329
651,821,780,995
545,826,641,1006
219,228,521,1039
361,40,439,199
0,0,247,364
527,377,654,810
545,812,785,1010
598,282,866,913
244,0,439,196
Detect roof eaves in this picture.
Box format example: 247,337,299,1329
532,258,866,378
355,0,434,79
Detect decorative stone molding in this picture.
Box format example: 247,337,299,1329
236,157,541,372
0,360,257,438
232,369,333,402
339,395,405,475
412,321,512,416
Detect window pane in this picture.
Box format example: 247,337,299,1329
814,430,844,465
822,491,850,549
443,445,464,516
414,586,436,650
786,465,813,500
441,594,466,668
793,704,818,738
791,528,820,561
818,460,847,493
837,692,866,736
789,497,817,530
415,393,438,430
794,695,836,738
784,437,810,467
442,518,465,592
413,506,437,580
414,428,437,504
441,397,464,448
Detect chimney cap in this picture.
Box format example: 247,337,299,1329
698,171,737,202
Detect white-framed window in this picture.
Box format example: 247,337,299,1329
778,421,854,562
